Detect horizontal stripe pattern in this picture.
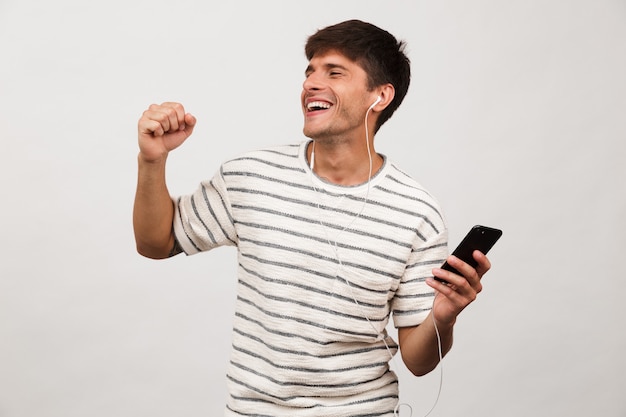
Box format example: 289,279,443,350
173,141,448,416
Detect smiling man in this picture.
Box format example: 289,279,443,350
133,19,491,417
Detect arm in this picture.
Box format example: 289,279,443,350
133,102,196,259
398,250,491,376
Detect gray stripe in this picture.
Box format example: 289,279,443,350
413,242,448,253
232,204,411,248
190,194,217,244
394,292,434,300
406,258,446,269
224,171,312,193
225,166,440,234
378,183,443,218
329,188,439,235
239,263,387,309
240,237,401,281
175,197,201,253
240,254,392,308
392,306,433,316
229,156,305,173
238,276,389,322
235,311,335,346
231,346,389,375
228,187,431,242
226,372,390,401
202,176,236,244
229,185,431,241
232,327,395,359
237,220,408,263
237,295,380,339
226,392,397,417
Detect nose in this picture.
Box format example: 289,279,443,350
302,71,324,93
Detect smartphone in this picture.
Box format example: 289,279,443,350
435,225,503,284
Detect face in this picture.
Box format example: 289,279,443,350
301,51,376,143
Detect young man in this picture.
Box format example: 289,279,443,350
134,20,491,417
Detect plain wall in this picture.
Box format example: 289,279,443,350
1,0,624,416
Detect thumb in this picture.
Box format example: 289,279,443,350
160,113,197,153
183,113,197,135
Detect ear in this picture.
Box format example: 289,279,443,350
372,83,395,111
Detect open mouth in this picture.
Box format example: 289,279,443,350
306,101,332,112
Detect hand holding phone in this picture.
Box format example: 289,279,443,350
435,225,503,284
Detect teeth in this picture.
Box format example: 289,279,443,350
307,101,331,111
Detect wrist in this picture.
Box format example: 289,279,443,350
137,151,168,165
432,312,456,332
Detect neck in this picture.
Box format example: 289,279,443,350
308,140,383,186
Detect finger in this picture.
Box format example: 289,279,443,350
142,107,172,134
440,256,483,294
431,267,474,297
146,103,180,133
139,116,166,137
446,255,479,280
427,276,456,294
431,267,460,287
144,103,185,133
161,102,187,131
183,112,197,134
184,112,196,127
473,251,492,277
426,277,476,310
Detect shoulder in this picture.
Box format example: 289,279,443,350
217,141,308,187
221,142,304,171
227,142,303,163
378,161,447,238
384,162,444,212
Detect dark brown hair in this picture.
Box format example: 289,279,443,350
305,20,411,133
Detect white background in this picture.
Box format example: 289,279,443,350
1,1,625,416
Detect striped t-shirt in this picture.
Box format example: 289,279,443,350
173,140,448,416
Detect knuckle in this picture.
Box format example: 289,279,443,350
154,112,167,123
164,107,177,119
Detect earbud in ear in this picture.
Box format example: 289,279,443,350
368,96,382,111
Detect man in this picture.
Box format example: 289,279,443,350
134,20,491,416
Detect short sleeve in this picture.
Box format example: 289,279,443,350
172,166,238,255
391,228,448,328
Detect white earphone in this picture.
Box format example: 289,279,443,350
309,95,381,171
369,95,382,110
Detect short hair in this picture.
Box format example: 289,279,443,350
305,19,411,133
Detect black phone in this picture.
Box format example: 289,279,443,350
435,225,503,284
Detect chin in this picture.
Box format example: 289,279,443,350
302,125,322,140
304,122,332,138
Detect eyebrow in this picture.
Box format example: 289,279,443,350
305,62,349,76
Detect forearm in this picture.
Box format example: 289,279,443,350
133,154,177,259
398,311,455,376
